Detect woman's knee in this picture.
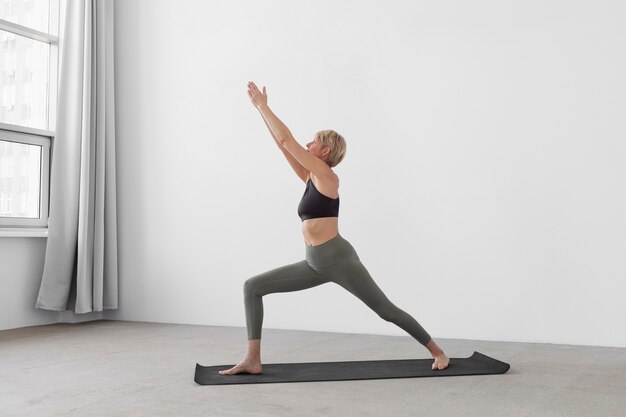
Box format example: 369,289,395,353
243,277,259,297
376,304,401,322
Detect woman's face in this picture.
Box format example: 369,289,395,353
306,137,329,160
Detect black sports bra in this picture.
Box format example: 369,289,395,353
297,177,339,221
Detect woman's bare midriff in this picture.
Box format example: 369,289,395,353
303,172,339,247
303,217,338,246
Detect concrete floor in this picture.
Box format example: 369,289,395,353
0,320,624,417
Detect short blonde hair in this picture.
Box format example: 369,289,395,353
316,129,346,168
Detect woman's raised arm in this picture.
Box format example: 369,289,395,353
247,81,308,182
247,81,296,145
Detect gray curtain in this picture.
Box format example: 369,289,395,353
35,0,118,314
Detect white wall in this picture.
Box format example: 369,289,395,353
110,0,626,347
0,238,58,329
0,236,106,330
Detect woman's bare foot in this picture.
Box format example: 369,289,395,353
432,352,450,370
425,339,449,370
218,358,262,375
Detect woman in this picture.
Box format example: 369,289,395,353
219,81,450,375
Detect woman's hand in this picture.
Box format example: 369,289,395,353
247,81,267,109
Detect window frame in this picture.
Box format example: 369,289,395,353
0,125,51,227
0,0,60,229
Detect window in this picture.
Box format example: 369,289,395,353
0,0,60,228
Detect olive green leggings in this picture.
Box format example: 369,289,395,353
243,233,432,345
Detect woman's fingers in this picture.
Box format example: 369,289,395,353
247,82,265,101
247,81,263,94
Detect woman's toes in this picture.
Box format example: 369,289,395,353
218,360,262,376
218,363,242,375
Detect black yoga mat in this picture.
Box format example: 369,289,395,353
194,351,510,385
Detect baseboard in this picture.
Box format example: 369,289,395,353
56,310,103,323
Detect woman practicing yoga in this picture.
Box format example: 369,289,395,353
219,81,450,375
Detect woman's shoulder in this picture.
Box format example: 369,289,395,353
307,170,339,184
308,171,339,198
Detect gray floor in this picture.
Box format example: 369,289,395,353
1,320,624,417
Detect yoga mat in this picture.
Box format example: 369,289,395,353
194,351,510,385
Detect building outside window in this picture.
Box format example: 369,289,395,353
0,0,60,229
